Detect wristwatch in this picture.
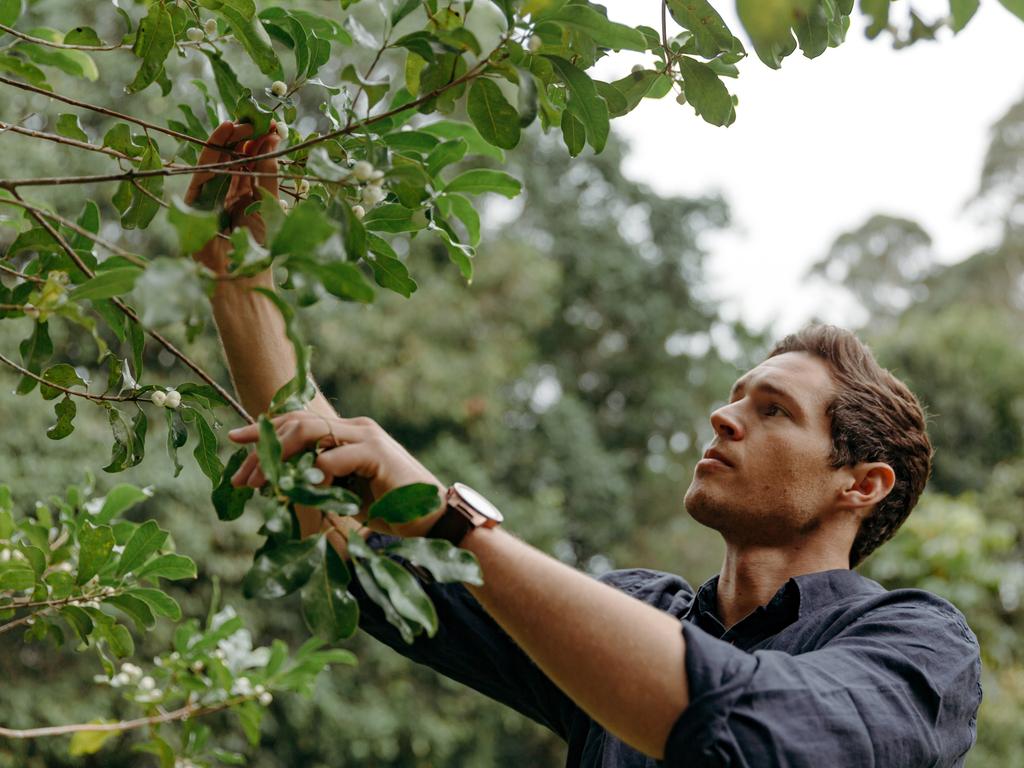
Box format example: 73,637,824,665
426,482,504,546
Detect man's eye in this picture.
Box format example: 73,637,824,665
764,404,786,417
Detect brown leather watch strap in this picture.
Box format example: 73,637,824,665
425,504,473,546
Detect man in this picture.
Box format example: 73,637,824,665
188,122,981,766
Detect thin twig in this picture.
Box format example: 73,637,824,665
0,696,254,738
6,188,252,423
0,197,145,265
0,22,126,51
0,75,226,151
0,263,46,284
0,351,149,403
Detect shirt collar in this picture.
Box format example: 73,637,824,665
684,568,875,646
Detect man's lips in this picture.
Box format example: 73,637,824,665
701,448,734,468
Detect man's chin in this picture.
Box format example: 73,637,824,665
683,483,735,532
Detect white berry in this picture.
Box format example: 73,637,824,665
352,160,374,181
351,204,365,220
258,691,273,706
204,18,218,36
186,27,204,43
528,34,543,52
164,390,181,409
369,169,385,181
275,120,288,139
279,198,290,212
150,390,167,407
270,80,287,97
361,185,386,207
297,179,309,195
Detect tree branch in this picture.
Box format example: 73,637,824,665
0,22,127,51
0,351,152,403
0,263,46,284
0,695,256,739
5,188,252,423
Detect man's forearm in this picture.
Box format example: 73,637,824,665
461,527,688,759
211,272,335,421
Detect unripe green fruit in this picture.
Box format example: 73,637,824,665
631,64,645,74
676,92,687,105
186,27,204,43
270,80,287,97
204,18,218,35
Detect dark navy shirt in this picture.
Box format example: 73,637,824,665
351,535,982,767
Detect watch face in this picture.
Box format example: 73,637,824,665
453,483,504,522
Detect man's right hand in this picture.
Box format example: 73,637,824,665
184,120,282,274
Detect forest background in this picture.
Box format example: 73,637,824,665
1,0,1023,766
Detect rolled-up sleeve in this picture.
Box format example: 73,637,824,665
664,599,981,767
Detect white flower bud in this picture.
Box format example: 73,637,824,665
93,674,109,684
297,179,310,195
150,390,166,407
111,673,130,687
369,169,385,182
164,390,181,409
351,204,365,220
276,120,288,139
0,550,9,562
528,34,543,52
186,27,204,43
258,691,273,706
361,185,387,207
191,660,205,674
352,160,375,181
139,676,155,691
270,80,288,97
204,18,218,36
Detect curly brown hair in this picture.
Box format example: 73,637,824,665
768,325,932,567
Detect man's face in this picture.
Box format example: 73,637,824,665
684,351,844,546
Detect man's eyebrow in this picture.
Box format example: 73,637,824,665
729,378,805,415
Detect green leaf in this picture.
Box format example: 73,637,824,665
46,395,76,440
368,483,442,525
233,91,274,138
366,235,418,297
547,5,648,51
105,621,134,657
546,56,610,153
167,196,220,255
69,724,119,756
119,142,164,229
101,406,146,473
166,408,187,478
70,267,142,302
0,564,35,591
257,415,282,486
134,553,197,582
16,321,52,395
679,57,735,127
0,53,51,92
221,6,282,79
115,520,168,578
76,521,115,585
125,587,182,620
443,194,481,247
106,593,156,631
64,26,103,46
608,69,668,116
301,548,359,642
190,411,223,486
16,29,98,81
426,138,468,176
420,120,505,161
347,533,415,643
997,0,1024,21
39,363,87,400
55,113,87,142
127,2,174,93
665,0,742,57
242,537,321,599
95,484,152,526
213,448,254,521
429,222,475,282
560,109,585,157
444,169,522,198
736,0,814,66
386,538,484,585
367,555,438,636
362,204,426,234
0,0,21,27
466,78,521,150
205,51,245,107
271,200,337,257
292,260,375,304
60,604,94,643
198,0,256,19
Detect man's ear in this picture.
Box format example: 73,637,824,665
836,462,896,512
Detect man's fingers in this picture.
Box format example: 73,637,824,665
184,121,256,204
314,443,377,486
230,451,260,487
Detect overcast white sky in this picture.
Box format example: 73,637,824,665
593,1,1024,334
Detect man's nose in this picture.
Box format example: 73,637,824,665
710,403,743,440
